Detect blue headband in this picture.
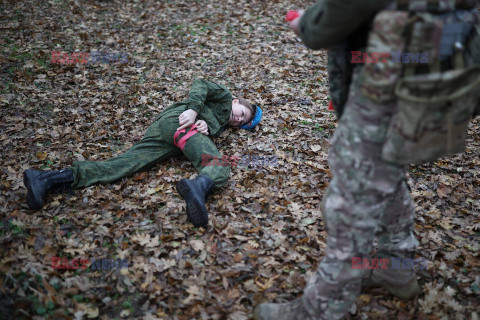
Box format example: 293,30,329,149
240,105,262,130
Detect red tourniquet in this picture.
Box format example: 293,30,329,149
174,124,198,151
328,100,335,111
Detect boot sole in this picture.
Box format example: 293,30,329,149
23,170,43,210
176,179,208,227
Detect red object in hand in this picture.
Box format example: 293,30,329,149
328,100,335,111
285,10,300,22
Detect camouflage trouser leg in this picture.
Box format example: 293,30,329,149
303,83,416,319
71,117,181,189
182,132,230,189
376,180,419,261
71,114,230,190
158,113,230,189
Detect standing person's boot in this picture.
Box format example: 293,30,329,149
253,297,314,320
23,168,74,210
176,175,215,227
362,267,420,300
253,270,420,320
360,253,421,300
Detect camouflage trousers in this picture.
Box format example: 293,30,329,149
71,110,230,189
302,73,419,319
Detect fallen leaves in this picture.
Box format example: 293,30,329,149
35,152,48,160
0,0,479,319
131,234,160,248
189,239,205,252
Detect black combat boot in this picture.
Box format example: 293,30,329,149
23,168,74,210
176,175,215,227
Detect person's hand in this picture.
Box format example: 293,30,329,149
177,109,198,131
287,9,304,36
195,120,209,135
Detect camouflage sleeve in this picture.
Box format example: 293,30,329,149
299,0,391,49
186,79,232,114
327,41,353,119
327,20,371,119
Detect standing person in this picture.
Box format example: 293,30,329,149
255,1,479,319
23,79,262,227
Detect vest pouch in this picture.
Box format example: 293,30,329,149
381,66,480,164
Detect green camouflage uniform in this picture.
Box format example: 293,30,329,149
71,79,232,190
255,1,480,319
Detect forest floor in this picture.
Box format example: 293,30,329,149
0,0,479,319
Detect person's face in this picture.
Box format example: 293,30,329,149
228,99,253,127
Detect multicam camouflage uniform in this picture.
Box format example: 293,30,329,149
327,19,372,119
326,42,351,119
255,1,480,319
71,79,232,190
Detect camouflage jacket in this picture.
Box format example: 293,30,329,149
298,1,391,118
298,0,392,50
326,20,372,118
298,0,478,49
299,0,479,118
160,79,233,137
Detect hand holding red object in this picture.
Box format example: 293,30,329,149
285,10,300,22
328,101,335,111
286,10,304,35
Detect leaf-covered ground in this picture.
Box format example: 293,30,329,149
0,0,479,319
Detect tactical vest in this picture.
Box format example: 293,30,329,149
358,0,480,164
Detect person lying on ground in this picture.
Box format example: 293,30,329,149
23,78,263,227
